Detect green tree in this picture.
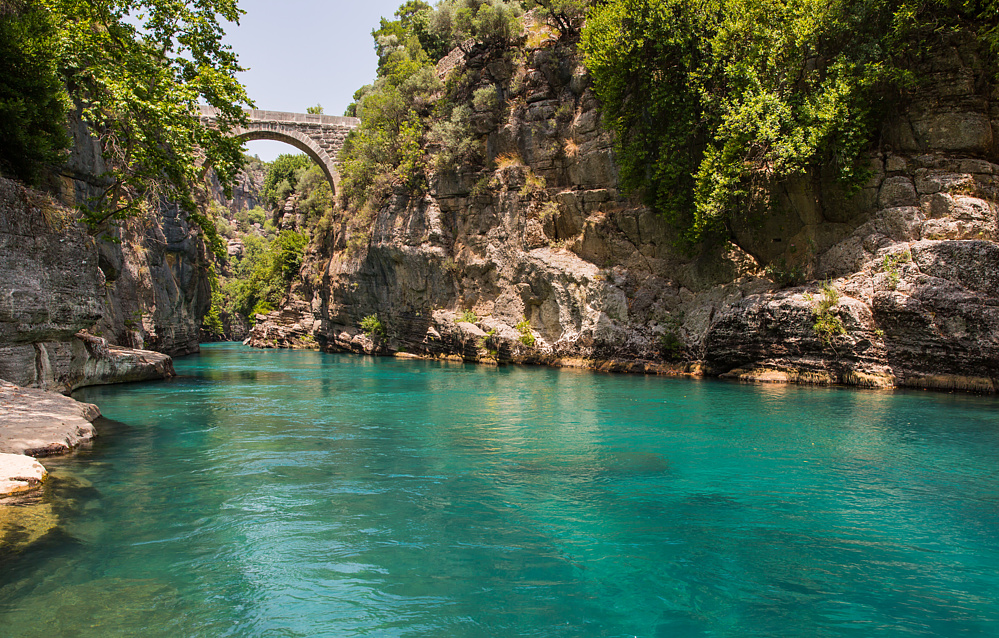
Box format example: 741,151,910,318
307,104,324,114
43,0,253,237
0,1,70,185
581,0,999,245
338,2,444,210
428,0,525,53
524,0,593,41
261,154,311,208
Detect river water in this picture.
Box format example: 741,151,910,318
1,343,997,637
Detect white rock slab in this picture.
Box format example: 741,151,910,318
0,452,47,496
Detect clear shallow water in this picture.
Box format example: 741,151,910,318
1,344,998,637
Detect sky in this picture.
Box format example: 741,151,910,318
223,0,405,161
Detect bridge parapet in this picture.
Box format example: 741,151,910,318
198,105,360,128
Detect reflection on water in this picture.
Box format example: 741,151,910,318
1,343,998,637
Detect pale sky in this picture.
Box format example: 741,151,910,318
224,0,405,161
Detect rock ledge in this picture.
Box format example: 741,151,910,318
0,380,100,458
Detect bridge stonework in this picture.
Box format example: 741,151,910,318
199,106,360,192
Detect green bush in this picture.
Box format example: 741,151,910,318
429,0,525,51
806,282,847,347
0,3,69,184
247,207,267,226
360,314,386,337
516,318,535,346
456,309,479,323
472,85,501,112
880,249,912,289
428,104,481,170
580,0,999,245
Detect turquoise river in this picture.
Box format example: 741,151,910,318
1,343,998,637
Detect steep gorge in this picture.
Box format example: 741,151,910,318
248,33,999,393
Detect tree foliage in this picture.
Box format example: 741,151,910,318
222,230,308,321
17,0,253,237
524,0,593,41
581,0,999,244
0,2,70,185
338,0,529,215
429,0,525,52
338,3,445,211
261,154,312,208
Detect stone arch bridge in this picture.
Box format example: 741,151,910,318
199,106,360,192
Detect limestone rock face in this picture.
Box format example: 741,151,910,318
248,37,999,393
0,178,179,391
0,379,100,457
0,179,103,345
0,333,175,393
244,298,317,349
207,162,267,215
93,202,212,357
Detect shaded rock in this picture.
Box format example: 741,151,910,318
878,176,918,208
0,333,174,394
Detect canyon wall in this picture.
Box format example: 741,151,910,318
0,178,174,392
249,35,998,393
0,111,226,391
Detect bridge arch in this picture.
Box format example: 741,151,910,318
236,127,341,192
199,106,360,195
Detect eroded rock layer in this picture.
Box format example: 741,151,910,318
244,39,998,393
0,178,177,392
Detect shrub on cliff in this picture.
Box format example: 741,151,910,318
338,3,444,212
524,0,594,41
581,0,999,245
429,0,525,52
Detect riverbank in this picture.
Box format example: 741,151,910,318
245,319,999,396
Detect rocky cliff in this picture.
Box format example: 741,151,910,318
91,202,213,357
0,178,175,392
246,37,998,393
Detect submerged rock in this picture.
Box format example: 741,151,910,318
0,499,58,554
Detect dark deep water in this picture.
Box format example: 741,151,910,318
1,343,998,637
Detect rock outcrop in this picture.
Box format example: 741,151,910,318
0,178,177,392
0,379,99,458
0,453,48,497
245,37,999,393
